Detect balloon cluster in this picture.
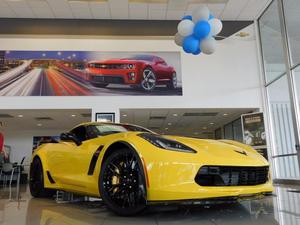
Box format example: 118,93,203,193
175,6,223,55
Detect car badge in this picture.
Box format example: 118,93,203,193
234,150,247,156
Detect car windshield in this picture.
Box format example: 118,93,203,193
88,124,154,137
123,55,155,61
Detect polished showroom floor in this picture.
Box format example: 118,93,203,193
0,184,299,225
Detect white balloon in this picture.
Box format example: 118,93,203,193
192,6,210,23
208,18,223,36
177,19,195,37
174,32,184,46
200,37,217,55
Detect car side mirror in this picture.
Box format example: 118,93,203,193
60,132,82,146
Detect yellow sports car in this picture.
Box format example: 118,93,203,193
30,122,273,216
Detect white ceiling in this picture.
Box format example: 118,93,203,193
120,108,256,138
0,0,271,20
0,109,91,131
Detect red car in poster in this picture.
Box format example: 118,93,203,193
86,55,177,91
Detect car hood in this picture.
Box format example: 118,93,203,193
162,135,268,166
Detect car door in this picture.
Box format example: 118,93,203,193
154,58,170,80
52,126,95,192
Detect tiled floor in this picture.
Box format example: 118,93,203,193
0,184,299,225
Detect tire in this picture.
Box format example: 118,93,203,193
92,83,109,88
99,148,147,216
29,157,55,198
140,68,156,91
167,72,177,89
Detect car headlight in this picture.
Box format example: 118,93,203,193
138,133,196,153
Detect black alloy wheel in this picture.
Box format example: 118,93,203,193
99,148,147,216
29,157,55,198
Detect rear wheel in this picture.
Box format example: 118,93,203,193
167,72,177,89
29,157,55,198
99,148,147,216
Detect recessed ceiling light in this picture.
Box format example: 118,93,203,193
210,122,214,125
71,114,76,117
167,122,172,126
202,127,207,130
37,123,42,127
122,114,127,117
165,127,169,130
223,113,229,116
173,113,178,117
18,115,23,118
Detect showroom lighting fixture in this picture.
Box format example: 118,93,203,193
17,115,23,118
202,127,207,130
173,113,178,117
167,122,172,126
71,114,76,117
122,114,127,117
210,122,214,125
165,127,169,130
37,123,42,127
223,113,229,116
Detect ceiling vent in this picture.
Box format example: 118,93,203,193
149,116,167,120
0,114,14,118
183,112,218,117
81,113,91,118
35,117,53,121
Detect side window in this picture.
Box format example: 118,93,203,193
86,125,101,140
70,126,87,142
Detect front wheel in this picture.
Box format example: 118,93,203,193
99,149,147,216
140,68,156,91
29,157,55,198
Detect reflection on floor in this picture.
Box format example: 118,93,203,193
0,185,299,225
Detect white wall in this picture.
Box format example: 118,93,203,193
0,33,263,116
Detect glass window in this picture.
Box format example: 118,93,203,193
259,0,287,83
233,118,243,142
283,0,300,66
267,75,300,179
224,123,233,140
293,66,300,130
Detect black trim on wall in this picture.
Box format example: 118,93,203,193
0,19,253,39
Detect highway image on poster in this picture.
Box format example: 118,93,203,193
0,51,182,96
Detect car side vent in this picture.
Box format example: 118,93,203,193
183,112,218,117
35,117,53,121
149,116,166,120
0,114,14,118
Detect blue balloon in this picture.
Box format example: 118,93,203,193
193,20,211,39
209,14,214,20
182,15,192,21
183,36,200,54
192,48,201,55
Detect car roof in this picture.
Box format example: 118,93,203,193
70,122,154,133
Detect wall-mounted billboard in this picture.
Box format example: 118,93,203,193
0,50,182,96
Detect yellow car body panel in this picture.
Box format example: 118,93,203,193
31,122,273,202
